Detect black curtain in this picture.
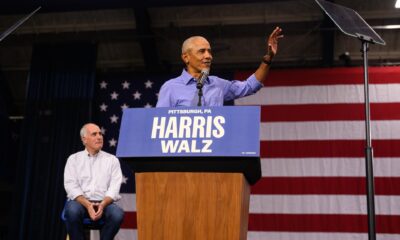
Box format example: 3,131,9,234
9,43,96,240
0,70,14,240
0,72,12,180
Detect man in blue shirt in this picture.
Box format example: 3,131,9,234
156,27,283,107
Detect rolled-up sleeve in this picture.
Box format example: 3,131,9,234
64,155,84,200
224,73,263,101
244,74,263,92
105,157,123,201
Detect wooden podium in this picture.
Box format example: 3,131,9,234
116,106,261,240
135,172,250,240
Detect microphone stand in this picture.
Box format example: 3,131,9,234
196,69,209,107
196,80,203,107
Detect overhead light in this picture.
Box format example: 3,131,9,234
373,25,400,29
396,0,400,8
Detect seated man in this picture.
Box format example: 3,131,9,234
63,123,124,240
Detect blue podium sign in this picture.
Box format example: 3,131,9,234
116,106,260,157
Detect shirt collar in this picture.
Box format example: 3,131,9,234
180,69,210,85
84,148,101,157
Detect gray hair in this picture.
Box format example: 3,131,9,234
80,124,88,138
181,36,208,54
80,123,99,138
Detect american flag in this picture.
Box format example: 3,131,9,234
93,66,400,240
235,66,400,240
94,74,164,154
92,73,165,239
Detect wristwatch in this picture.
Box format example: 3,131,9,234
262,55,272,65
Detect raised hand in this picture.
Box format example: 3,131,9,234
267,27,284,58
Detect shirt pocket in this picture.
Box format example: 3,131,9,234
205,87,224,106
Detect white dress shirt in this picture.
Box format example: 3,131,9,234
64,149,122,201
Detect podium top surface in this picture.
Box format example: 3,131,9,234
315,0,385,45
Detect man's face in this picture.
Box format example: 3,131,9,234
182,37,213,75
82,124,103,153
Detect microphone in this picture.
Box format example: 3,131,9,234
196,69,209,89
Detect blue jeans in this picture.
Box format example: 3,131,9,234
64,200,124,240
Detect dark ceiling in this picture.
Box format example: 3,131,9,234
0,0,277,14
1,0,399,116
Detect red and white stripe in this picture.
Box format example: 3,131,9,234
235,66,400,240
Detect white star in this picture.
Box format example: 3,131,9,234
121,103,129,110
99,103,108,112
101,127,106,135
122,81,130,89
100,81,107,89
110,91,119,100
144,80,153,89
110,114,119,123
132,90,142,100
109,138,117,147
121,175,128,184
144,103,153,108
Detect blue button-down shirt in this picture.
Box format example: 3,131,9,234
156,69,263,107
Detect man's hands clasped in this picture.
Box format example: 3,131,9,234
87,202,105,221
